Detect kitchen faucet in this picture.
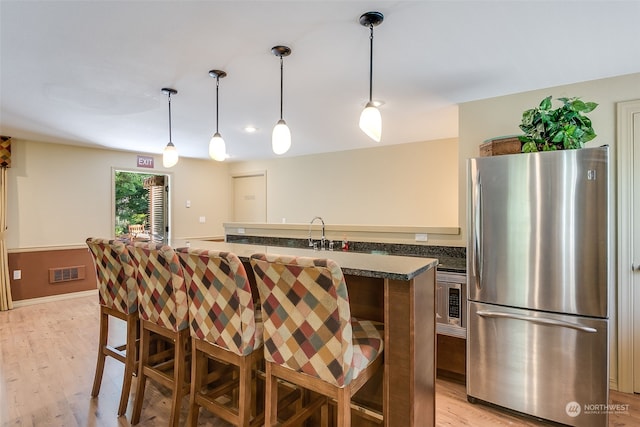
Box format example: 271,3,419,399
308,216,325,250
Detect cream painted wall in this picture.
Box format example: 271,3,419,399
458,72,640,244
458,72,640,391
6,139,231,249
6,136,459,249
228,138,459,228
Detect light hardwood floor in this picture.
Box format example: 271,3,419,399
1,294,638,427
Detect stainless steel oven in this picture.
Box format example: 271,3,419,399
436,271,466,338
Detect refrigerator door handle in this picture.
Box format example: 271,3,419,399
472,174,483,290
476,310,598,333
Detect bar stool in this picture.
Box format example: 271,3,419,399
177,247,264,427
86,237,138,416
250,253,385,427
127,241,190,427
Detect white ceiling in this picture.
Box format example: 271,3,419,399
1,0,639,162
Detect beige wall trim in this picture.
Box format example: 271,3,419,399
12,289,97,308
616,99,640,393
8,244,88,253
224,222,460,235
179,235,225,241
223,222,462,247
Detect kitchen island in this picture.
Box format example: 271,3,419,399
169,239,438,427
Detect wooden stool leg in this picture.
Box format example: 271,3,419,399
335,388,351,427
238,356,252,427
169,330,188,427
91,307,108,397
264,362,279,427
321,400,329,427
131,325,150,425
118,314,137,415
187,340,204,427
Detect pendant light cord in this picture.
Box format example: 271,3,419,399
279,54,284,120
368,24,374,102
215,76,220,133
167,92,173,143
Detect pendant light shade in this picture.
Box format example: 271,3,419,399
359,101,382,142
272,119,291,155
208,70,227,161
161,88,179,168
359,11,384,142
272,45,291,155
163,141,179,168
209,133,226,161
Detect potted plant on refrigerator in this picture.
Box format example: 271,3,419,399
518,95,598,152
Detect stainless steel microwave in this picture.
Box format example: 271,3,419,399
436,271,466,338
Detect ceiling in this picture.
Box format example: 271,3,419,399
1,1,639,162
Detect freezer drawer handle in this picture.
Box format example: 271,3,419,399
476,310,597,333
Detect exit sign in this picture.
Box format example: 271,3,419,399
137,155,154,168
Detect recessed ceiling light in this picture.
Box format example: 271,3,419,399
244,125,258,133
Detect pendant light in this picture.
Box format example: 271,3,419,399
208,69,227,161
359,11,384,142
271,45,291,155
161,87,179,168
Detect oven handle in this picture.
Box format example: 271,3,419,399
476,310,597,333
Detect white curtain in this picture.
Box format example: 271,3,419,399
0,166,12,311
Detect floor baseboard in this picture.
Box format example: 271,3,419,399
12,289,97,308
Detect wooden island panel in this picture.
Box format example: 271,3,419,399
169,240,437,427
384,267,436,427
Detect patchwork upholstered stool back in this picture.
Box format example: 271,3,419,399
128,241,189,332
87,237,137,314
178,247,265,426
250,252,385,427
127,241,190,427
177,247,262,356
85,237,139,416
251,253,357,387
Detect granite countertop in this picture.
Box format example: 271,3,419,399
170,239,438,281
224,234,467,275
435,256,466,273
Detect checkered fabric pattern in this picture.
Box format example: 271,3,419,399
250,253,384,388
128,241,188,332
86,237,137,314
177,248,262,356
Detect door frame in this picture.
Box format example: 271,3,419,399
616,99,640,393
111,167,172,240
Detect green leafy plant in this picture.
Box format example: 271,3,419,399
519,96,598,152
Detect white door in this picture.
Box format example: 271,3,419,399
617,100,640,393
232,173,266,222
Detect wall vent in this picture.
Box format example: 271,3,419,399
49,265,86,284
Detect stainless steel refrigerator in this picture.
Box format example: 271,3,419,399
466,146,609,426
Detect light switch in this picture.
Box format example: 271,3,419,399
186,200,191,208
13,270,21,280
199,216,206,223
